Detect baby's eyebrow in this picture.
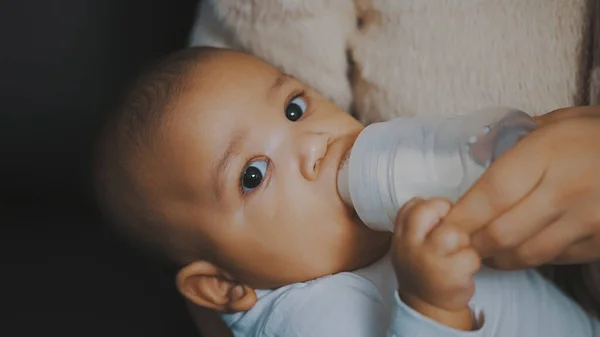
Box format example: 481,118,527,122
269,72,289,95
213,130,245,201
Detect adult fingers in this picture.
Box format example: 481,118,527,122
553,236,600,265
443,131,550,234
534,106,600,125
471,183,562,258
427,224,471,256
484,210,595,269
553,198,600,264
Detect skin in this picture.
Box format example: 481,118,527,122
129,49,472,334
441,107,600,269
133,50,600,335
393,198,477,331
187,196,478,336
134,49,390,299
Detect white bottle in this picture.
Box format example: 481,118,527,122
337,107,537,232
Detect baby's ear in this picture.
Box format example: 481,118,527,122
176,261,257,313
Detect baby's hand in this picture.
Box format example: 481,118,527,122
391,198,480,328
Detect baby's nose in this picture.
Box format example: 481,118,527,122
299,133,331,181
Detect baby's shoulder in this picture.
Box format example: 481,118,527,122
260,272,389,337
226,271,389,337
274,270,386,308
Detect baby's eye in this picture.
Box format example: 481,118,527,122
285,95,307,122
241,159,269,194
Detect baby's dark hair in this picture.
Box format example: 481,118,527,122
93,47,219,267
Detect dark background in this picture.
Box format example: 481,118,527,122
1,1,202,336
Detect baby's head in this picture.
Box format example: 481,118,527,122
95,47,390,312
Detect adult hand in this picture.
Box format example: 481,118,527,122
442,106,600,269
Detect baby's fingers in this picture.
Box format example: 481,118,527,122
394,198,422,236
447,249,481,279
434,249,480,294
427,225,471,256
396,198,452,245
438,249,480,310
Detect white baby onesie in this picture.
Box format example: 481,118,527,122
221,254,600,337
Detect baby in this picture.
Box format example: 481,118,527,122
94,47,600,336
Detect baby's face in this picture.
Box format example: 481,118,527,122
152,51,390,288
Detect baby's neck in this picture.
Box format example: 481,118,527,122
351,234,392,272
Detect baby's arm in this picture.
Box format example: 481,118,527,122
389,198,600,337
391,198,479,332
388,267,600,337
